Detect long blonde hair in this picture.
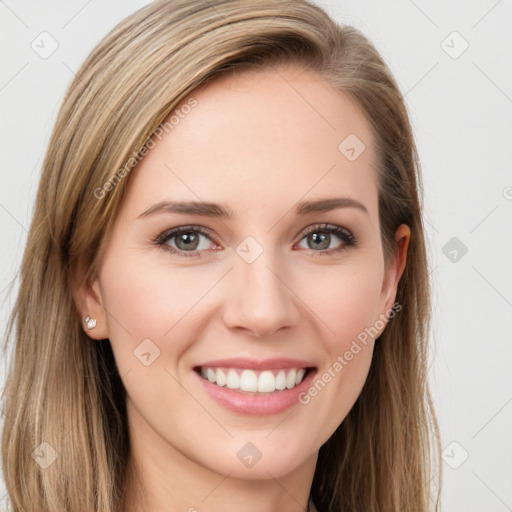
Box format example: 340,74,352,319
1,1,442,510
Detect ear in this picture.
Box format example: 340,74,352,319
379,223,411,317
71,261,110,340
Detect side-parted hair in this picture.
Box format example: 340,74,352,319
1,1,442,510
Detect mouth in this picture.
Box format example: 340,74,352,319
192,357,318,416
193,365,316,395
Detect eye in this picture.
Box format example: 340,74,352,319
154,225,219,258
154,223,358,259
295,223,358,256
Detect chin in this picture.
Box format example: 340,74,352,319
199,438,315,480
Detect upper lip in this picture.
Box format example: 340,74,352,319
194,357,316,370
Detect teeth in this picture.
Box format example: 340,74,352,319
216,368,227,387
198,367,308,393
258,370,275,392
226,369,239,389
275,370,286,390
240,369,258,392
285,369,296,389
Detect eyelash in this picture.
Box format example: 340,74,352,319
153,223,358,259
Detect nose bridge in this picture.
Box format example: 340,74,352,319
222,241,300,336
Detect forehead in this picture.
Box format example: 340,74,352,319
122,64,379,224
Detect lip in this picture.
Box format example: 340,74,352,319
195,357,315,370
193,362,317,416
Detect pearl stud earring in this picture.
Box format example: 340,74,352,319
85,315,97,330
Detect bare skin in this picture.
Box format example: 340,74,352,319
76,63,410,512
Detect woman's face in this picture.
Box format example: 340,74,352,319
81,64,409,481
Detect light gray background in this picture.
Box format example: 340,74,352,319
1,1,511,510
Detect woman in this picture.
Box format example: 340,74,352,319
1,1,442,511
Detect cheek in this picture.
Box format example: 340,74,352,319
97,255,209,433
98,251,210,371
294,257,384,350
295,266,381,441
102,245,213,319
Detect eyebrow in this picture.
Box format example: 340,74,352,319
137,197,369,220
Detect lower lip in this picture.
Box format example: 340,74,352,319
193,368,317,416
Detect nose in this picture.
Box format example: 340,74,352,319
221,252,301,338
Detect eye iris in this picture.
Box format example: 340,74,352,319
308,232,330,250
176,232,199,250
